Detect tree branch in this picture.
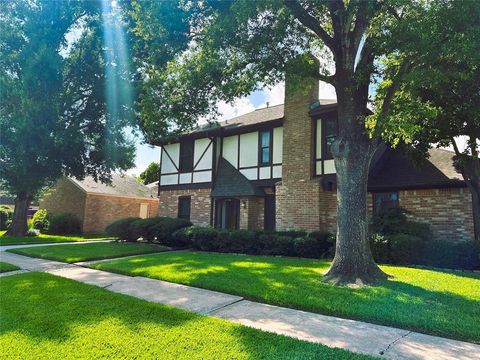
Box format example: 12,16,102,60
284,0,336,52
377,59,412,122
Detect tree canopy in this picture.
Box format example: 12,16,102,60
377,0,480,241
0,0,136,235
139,162,160,185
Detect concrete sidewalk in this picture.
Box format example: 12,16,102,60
1,249,479,360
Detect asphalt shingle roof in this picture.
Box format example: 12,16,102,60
71,174,156,198
369,148,464,190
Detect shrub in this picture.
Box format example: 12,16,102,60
275,230,308,239
129,217,164,241
184,226,224,251
47,213,82,235
269,235,295,256
171,227,194,247
105,217,141,241
0,206,13,230
150,217,192,246
370,233,389,264
32,209,49,232
226,229,256,253
293,231,335,259
369,207,433,265
422,240,480,270
388,234,423,265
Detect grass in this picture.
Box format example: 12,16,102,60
92,251,480,344
0,230,113,246
7,242,169,263
0,261,20,273
0,272,370,359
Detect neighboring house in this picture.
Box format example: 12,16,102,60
153,76,475,242
40,175,158,233
1,192,38,218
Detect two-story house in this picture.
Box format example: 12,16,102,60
153,76,475,241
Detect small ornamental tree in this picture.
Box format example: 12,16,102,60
126,0,441,284
0,1,135,236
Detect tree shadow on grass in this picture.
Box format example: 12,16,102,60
0,272,368,359
93,251,480,344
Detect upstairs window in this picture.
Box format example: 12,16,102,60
259,130,271,165
324,117,338,159
373,192,399,214
178,196,191,220
179,139,194,172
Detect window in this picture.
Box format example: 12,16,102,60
179,139,194,172
178,196,191,220
373,192,399,214
259,130,271,165
323,117,338,159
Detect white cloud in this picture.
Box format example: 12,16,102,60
259,83,285,108
217,97,256,121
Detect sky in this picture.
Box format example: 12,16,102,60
127,81,338,176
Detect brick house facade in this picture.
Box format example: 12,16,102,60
154,77,475,242
41,175,158,233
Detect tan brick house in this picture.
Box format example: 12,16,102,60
40,175,158,233
153,78,475,242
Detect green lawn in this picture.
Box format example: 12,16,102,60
92,251,480,344
0,230,113,246
0,261,19,273
7,242,169,263
0,273,369,359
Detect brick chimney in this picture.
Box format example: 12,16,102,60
276,55,335,231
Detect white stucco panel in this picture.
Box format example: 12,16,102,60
273,127,283,164
194,138,212,170
223,135,238,168
239,132,258,168
161,143,180,174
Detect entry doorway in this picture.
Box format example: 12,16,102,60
264,194,276,230
215,198,240,229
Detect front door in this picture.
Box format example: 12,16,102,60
264,195,276,230
215,199,240,229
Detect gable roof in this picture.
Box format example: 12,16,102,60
211,158,265,198
368,148,464,190
70,174,156,198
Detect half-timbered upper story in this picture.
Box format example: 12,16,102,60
156,100,345,192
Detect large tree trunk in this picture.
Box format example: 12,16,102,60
4,192,31,237
324,134,388,285
324,84,388,285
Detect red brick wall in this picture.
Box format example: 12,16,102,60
399,187,474,241
40,178,87,223
83,194,158,233
158,188,211,226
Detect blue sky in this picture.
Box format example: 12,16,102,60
128,82,337,176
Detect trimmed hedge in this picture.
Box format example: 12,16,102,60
105,217,192,244
171,226,335,259
105,217,141,242
46,213,82,235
